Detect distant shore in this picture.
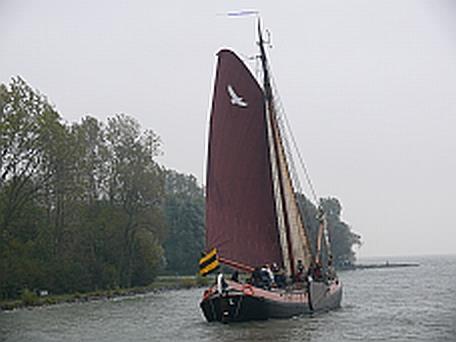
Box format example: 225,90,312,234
0,276,210,311
339,262,420,270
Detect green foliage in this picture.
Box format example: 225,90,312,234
20,289,38,306
298,194,361,267
163,170,205,275
131,230,164,286
321,197,362,266
0,78,167,300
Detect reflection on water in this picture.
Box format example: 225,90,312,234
1,255,455,342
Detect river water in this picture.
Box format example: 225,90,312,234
1,255,455,342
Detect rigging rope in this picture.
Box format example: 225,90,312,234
266,59,335,261
267,68,319,205
254,23,335,268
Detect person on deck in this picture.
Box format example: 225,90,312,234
251,267,263,287
265,264,275,284
306,261,315,283
313,262,322,281
260,265,273,289
327,257,336,281
272,263,286,288
216,273,228,294
295,259,305,283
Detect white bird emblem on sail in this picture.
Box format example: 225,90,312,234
227,85,248,107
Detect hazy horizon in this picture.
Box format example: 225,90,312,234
2,0,455,258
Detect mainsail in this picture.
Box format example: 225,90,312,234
205,50,283,268
206,46,313,274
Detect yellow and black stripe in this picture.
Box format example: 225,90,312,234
199,248,220,276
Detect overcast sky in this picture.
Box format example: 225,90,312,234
1,0,455,258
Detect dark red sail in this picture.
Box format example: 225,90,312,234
205,49,283,268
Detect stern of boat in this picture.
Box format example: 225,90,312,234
309,279,343,312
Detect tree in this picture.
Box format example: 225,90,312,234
163,170,204,275
297,194,361,268
0,77,61,298
105,114,165,287
320,197,361,266
0,77,52,239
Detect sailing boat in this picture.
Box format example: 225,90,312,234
199,21,342,322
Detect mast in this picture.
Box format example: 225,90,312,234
257,20,272,103
258,20,314,274
258,20,295,276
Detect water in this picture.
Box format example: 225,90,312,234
1,255,455,342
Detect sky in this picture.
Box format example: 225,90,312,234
1,0,455,258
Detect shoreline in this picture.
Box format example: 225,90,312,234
0,276,210,312
339,262,420,271
2,263,421,311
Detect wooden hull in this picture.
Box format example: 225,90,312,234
200,280,342,323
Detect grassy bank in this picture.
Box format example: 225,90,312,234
0,275,211,311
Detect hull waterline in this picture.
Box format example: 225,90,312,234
200,280,342,323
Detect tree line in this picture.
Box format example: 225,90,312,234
0,77,360,300
0,77,169,299
297,195,361,268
